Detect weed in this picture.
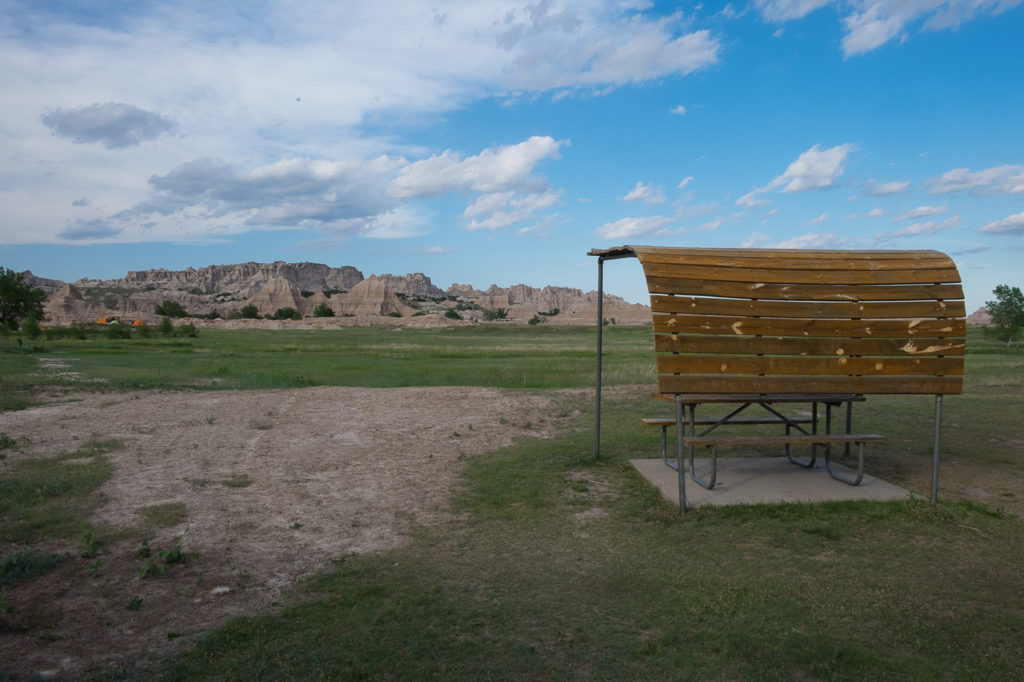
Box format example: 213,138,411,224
78,527,101,558
126,596,142,611
135,540,151,559
160,545,186,565
138,560,163,579
221,474,253,488
86,559,104,577
0,549,63,587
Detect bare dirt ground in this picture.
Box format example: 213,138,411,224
0,386,578,680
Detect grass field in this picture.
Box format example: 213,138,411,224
2,325,1022,680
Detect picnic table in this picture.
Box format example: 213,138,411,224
589,245,966,512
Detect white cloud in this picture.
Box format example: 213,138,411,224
807,213,828,225
622,181,666,205
754,0,1023,57
927,165,1024,195
979,211,1024,235
863,179,910,196
595,215,673,240
889,215,961,238
774,232,849,249
671,104,688,115
741,232,772,248
755,0,832,22
677,176,694,190
390,136,565,199
463,190,562,231
894,204,947,221
736,143,855,206
867,207,886,218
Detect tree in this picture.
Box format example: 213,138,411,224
985,284,1024,347
313,302,334,317
0,267,46,331
239,304,260,319
272,307,302,320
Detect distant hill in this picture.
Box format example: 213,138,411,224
30,261,649,327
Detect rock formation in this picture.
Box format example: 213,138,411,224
966,307,991,326
36,261,650,327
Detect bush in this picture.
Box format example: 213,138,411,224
313,303,334,317
445,309,463,320
239,304,260,319
176,323,198,338
483,308,509,321
272,307,302,321
528,315,542,325
20,315,41,339
154,300,188,318
159,317,174,335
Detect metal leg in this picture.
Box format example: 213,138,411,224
787,402,818,469
825,441,865,486
689,445,718,490
932,394,942,504
675,395,687,513
661,424,678,470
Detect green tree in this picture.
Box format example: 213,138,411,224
272,307,302,320
239,304,260,319
0,268,46,331
313,302,334,317
158,317,174,335
985,284,1024,347
154,300,188,318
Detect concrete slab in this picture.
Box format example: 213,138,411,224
631,457,911,508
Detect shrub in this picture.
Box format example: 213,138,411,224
272,307,302,321
483,308,509,321
154,300,188,318
176,323,198,337
313,303,334,317
445,309,463,320
528,315,542,325
20,315,41,339
239,304,260,319
158,317,174,335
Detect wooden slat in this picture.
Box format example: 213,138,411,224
684,433,886,446
645,277,964,302
657,355,963,376
658,374,963,395
653,314,967,338
628,246,946,260
641,261,961,285
642,416,815,426
636,251,954,272
653,334,966,357
650,295,965,319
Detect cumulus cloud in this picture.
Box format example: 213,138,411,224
754,0,1023,57
595,215,673,240
41,102,176,149
979,211,1024,235
389,136,565,198
736,143,855,206
774,232,849,249
671,104,688,115
807,213,828,225
622,181,666,205
677,176,694,190
462,190,562,230
894,204,947,221
863,179,910,196
927,165,1024,195
889,215,961,238
501,9,720,91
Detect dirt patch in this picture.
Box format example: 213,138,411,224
0,386,576,679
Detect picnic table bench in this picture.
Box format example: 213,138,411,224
590,245,966,512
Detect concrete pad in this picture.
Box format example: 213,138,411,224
631,457,911,508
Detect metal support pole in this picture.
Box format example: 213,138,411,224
676,394,688,513
594,257,605,459
931,394,942,504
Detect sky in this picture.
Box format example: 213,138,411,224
2,0,1023,312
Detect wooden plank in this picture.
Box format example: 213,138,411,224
645,277,965,302
650,295,966,319
656,355,963,377
641,261,961,285
628,246,946,261
657,374,963,395
642,416,815,426
636,251,954,272
652,314,967,338
684,433,887,446
653,334,966,356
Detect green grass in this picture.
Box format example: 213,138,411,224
2,324,1022,679
0,325,655,396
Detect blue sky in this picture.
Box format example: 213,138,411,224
2,0,1023,311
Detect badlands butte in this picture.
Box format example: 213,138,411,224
33,261,651,328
